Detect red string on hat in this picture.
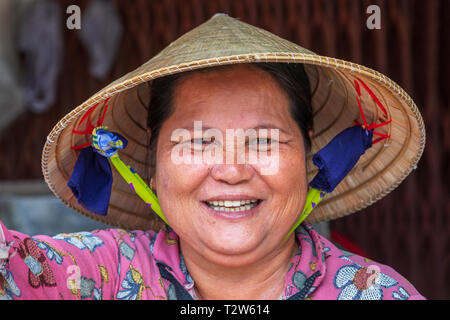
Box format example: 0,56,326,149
71,79,390,150
71,98,110,150
353,78,391,145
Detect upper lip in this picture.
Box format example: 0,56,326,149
202,194,263,202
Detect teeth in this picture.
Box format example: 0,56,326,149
207,200,259,206
206,199,260,212
232,201,240,207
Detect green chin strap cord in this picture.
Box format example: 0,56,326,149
282,188,326,243
109,154,169,225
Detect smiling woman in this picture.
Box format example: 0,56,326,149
0,13,426,300
150,64,311,299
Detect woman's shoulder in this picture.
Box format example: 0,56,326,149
312,230,426,300
75,227,164,256
1,222,163,265
0,221,175,300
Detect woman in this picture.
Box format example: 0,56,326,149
0,14,425,300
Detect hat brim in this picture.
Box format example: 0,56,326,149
41,14,425,230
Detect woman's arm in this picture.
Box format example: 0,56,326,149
0,220,125,299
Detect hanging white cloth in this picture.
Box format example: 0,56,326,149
18,0,62,113
80,0,123,80
0,0,25,132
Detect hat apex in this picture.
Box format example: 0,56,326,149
142,13,315,70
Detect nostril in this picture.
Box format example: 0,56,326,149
210,164,255,184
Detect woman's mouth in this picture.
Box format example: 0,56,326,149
202,199,263,219
205,199,261,212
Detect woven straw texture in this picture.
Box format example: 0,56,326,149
40,13,425,231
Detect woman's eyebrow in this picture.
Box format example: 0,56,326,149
178,123,292,135
251,125,291,135
179,124,214,132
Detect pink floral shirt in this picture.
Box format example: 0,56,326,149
0,221,425,300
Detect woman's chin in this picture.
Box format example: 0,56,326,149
199,227,266,258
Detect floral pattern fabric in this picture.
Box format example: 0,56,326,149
0,221,425,300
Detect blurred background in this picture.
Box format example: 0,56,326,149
0,0,448,299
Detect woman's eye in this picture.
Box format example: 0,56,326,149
257,138,270,145
192,138,212,145
249,138,268,145
191,138,213,150
248,138,277,151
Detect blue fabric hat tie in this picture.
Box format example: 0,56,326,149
68,126,128,216
309,126,373,193
91,126,128,157
67,146,112,216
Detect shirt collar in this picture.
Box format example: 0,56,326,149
152,223,327,300
282,223,327,299
152,227,195,293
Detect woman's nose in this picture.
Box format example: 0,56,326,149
210,163,255,185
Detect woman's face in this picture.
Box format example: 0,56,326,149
155,64,309,266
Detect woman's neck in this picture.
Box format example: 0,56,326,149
179,235,298,300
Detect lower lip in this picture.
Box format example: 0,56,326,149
201,201,262,220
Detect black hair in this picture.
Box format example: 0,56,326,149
146,63,313,167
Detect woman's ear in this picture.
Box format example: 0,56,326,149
150,177,155,191
308,129,314,140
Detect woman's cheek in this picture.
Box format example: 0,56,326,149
262,148,307,221
156,158,209,213
265,147,305,187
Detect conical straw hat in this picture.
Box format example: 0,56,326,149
42,13,425,231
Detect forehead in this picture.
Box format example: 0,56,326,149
171,64,292,122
